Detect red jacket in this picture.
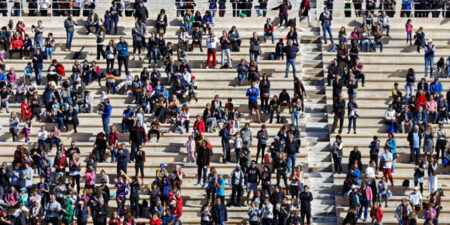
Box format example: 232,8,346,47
415,94,426,110
194,120,205,133
264,22,274,33
56,64,66,77
172,196,183,218
149,218,161,225
370,206,383,223
10,39,23,49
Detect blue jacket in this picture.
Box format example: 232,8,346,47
117,41,129,57
237,64,248,75
246,87,259,101
211,204,228,223
0,73,6,82
430,82,442,94
102,104,112,119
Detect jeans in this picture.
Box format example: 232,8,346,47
380,24,390,35
185,23,193,33
286,153,296,173
197,165,207,184
405,85,415,104
332,153,343,174
66,31,74,50
48,138,61,151
372,40,383,52
45,47,54,59
148,48,159,65
249,51,259,63
34,39,43,52
378,193,389,206
361,39,371,52
106,82,116,94
205,117,217,131
110,146,117,162
285,58,296,77
238,73,247,85
358,201,370,220
426,110,438,124
102,118,110,137
410,147,420,163
270,109,280,123
354,73,365,85
221,49,231,67
109,15,119,34
264,32,274,44
322,23,333,44
255,5,267,16
425,56,434,77
291,111,301,130
348,117,357,132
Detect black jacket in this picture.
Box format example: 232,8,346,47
285,140,299,154
299,191,313,209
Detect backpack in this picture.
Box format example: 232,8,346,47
288,19,296,27
280,117,288,123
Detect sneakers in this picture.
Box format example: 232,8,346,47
195,182,201,186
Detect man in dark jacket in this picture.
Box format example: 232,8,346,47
116,143,129,177
285,135,299,174
134,1,148,22
64,105,79,133
283,40,299,78
211,198,228,225
400,106,414,133
196,140,212,186
220,124,232,163
129,123,146,163
94,197,109,225
369,136,380,169
299,185,313,225
331,93,345,134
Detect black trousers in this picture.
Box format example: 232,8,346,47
97,44,105,60
148,129,160,140
118,55,129,76
276,170,287,188
130,196,139,217
107,59,114,71
256,143,266,163
301,208,311,224
231,2,239,17
331,112,344,133
230,184,243,206
436,140,446,161
279,14,288,27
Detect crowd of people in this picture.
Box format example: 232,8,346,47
323,5,449,225
0,1,324,225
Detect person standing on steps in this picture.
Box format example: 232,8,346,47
320,7,334,50
228,164,244,207
117,36,129,76
272,0,292,27
206,32,218,69
424,39,435,78
283,40,299,78
64,14,77,52
246,82,261,123
102,98,112,138
95,26,106,60
331,135,343,174
331,93,345,134
256,124,268,164
220,123,232,163
299,185,313,225
220,30,232,69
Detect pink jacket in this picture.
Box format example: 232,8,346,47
84,171,96,185
359,186,373,201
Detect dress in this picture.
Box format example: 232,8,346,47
423,131,434,153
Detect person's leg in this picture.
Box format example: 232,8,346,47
425,57,430,77
322,25,328,43
285,59,290,78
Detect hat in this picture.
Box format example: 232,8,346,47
218,172,224,175
20,187,27,192
434,77,439,81
351,185,360,190
428,38,433,42
414,186,419,191
160,163,165,168
191,76,196,80
181,26,185,30
274,136,280,140
235,164,240,168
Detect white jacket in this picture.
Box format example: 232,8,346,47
206,36,219,49
385,109,396,121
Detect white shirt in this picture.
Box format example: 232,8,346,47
385,109,396,121
206,36,219,49
183,72,192,84
37,130,48,140
381,152,393,169
365,167,376,184
409,192,422,206
332,141,343,155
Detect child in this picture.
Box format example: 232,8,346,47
185,135,196,163
405,19,413,45
275,38,284,60
100,169,110,186
234,132,242,163
177,46,187,62
85,90,93,113
188,76,198,104
232,107,241,132
436,57,445,78
23,119,32,142
24,62,33,82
